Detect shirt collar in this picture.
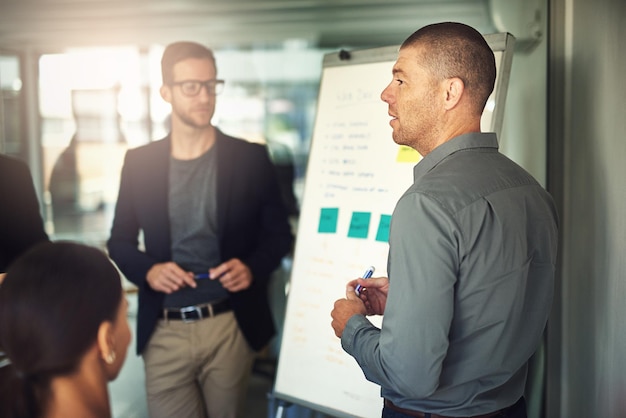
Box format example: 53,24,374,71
413,132,499,181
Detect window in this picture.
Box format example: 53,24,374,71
37,44,325,247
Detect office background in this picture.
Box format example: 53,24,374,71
0,0,624,417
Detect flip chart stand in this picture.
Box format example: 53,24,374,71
273,397,293,418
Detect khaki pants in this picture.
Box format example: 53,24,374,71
143,311,255,418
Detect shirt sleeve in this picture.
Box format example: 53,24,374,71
341,191,459,399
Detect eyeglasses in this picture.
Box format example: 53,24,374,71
170,79,225,96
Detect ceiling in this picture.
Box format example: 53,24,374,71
0,0,495,51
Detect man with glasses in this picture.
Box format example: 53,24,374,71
108,41,293,418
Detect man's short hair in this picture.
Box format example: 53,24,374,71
161,41,216,85
401,22,496,115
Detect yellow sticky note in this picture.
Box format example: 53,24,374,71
396,146,422,163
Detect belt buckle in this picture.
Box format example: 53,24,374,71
180,305,203,323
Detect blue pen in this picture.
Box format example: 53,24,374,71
194,273,210,280
354,266,375,296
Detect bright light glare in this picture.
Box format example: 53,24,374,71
39,47,144,120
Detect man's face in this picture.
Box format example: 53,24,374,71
161,57,217,129
380,45,443,155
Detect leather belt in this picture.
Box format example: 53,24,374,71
159,299,231,322
383,397,524,418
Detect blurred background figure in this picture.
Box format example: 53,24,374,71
0,154,49,277
48,86,128,241
0,241,131,418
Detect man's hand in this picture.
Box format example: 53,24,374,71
146,262,195,294
209,258,252,292
350,276,389,316
331,284,367,338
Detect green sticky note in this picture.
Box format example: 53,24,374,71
375,214,391,242
318,208,339,233
348,212,371,239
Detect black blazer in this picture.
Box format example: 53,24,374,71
0,154,49,272
107,130,293,354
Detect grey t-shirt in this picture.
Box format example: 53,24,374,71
164,146,228,308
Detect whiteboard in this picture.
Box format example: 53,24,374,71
274,33,515,418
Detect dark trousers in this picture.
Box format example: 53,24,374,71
382,397,527,418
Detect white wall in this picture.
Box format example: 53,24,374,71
551,0,626,416
491,0,548,184
499,37,548,185
492,1,626,416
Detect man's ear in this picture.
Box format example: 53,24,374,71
96,321,115,364
443,77,464,110
160,84,172,104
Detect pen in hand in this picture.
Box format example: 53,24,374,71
194,273,210,280
355,266,375,296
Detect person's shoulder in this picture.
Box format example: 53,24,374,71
217,130,268,158
417,149,542,212
0,154,30,179
218,130,263,148
0,154,28,169
126,137,170,157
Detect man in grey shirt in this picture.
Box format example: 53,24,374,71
331,23,558,418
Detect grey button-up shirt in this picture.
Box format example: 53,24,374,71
341,133,558,416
